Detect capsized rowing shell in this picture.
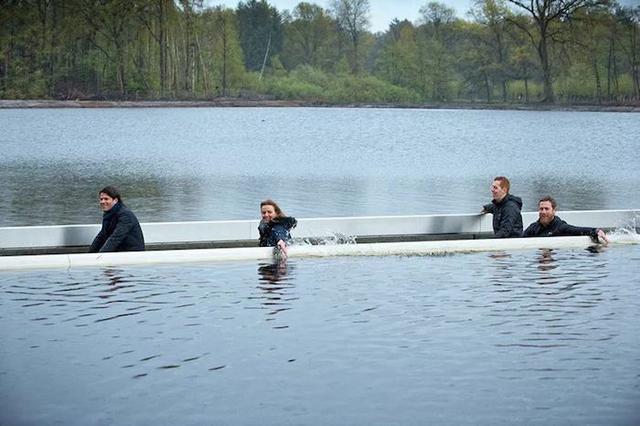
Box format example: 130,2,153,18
1,235,636,271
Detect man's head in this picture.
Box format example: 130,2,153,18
538,196,557,226
490,176,510,202
99,186,121,212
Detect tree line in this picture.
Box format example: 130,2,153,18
1,0,639,104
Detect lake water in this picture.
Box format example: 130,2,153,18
1,107,639,425
0,107,639,226
1,247,639,425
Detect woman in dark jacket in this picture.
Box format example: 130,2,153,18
89,186,145,253
258,199,296,259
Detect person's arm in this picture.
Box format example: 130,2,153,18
481,203,494,214
522,223,537,238
88,229,106,253
276,239,288,260
494,203,522,238
99,211,134,252
557,222,608,243
271,224,291,259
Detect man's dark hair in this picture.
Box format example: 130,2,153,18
99,186,121,202
539,196,557,209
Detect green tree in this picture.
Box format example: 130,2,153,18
201,7,245,96
281,2,337,71
375,19,419,89
330,0,370,74
506,0,610,103
73,0,138,98
236,0,283,75
469,0,513,101
179,0,203,95
134,0,178,97
616,6,640,99
416,1,459,101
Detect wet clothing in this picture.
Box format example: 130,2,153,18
483,194,523,238
89,202,145,253
523,216,599,241
258,216,297,247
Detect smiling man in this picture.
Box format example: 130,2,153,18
523,196,608,243
481,176,523,238
89,186,145,253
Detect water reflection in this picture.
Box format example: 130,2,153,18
101,268,128,290
536,249,558,273
257,260,290,284
484,248,612,351
254,261,297,320
2,108,640,226
1,165,627,227
1,248,638,425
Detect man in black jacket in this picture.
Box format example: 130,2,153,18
481,176,523,238
89,186,145,253
524,196,608,243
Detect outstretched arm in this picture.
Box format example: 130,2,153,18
276,239,288,259
558,222,608,244
271,224,291,259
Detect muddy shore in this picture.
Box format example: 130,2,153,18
1,99,638,112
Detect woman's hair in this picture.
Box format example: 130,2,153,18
99,186,122,202
260,199,284,217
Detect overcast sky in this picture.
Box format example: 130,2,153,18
207,0,639,33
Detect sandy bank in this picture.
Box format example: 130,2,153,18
1,99,638,112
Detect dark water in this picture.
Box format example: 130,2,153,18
0,107,638,226
1,247,639,425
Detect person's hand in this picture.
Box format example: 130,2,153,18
277,240,288,260
596,229,609,245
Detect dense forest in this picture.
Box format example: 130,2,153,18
1,0,639,104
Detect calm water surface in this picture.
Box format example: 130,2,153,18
1,247,639,425
1,107,639,424
1,107,638,226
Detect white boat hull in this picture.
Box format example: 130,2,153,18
0,236,626,271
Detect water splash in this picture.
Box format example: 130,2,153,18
608,227,640,244
294,233,358,246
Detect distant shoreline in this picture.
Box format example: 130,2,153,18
1,99,639,113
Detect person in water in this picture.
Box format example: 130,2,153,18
258,199,297,259
523,196,609,243
89,186,145,253
481,176,523,238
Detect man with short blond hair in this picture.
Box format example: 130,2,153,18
524,196,608,243
481,176,523,238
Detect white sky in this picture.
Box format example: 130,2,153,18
206,1,476,32
206,0,639,33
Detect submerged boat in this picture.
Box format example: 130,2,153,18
0,209,638,270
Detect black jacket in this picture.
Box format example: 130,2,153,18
483,194,523,238
89,202,145,253
523,216,598,241
258,216,297,247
